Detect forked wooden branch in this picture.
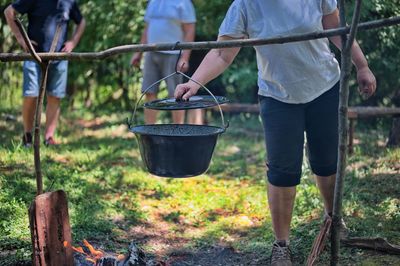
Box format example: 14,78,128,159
18,19,73,265
15,17,62,195
14,18,42,63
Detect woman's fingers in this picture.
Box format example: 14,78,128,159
174,84,189,100
175,83,197,101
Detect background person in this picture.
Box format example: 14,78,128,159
185,35,227,125
4,0,86,146
174,1,376,265
130,0,201,124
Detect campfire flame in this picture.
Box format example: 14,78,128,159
64,239,123,264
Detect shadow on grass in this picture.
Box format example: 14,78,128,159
62,117,131,136
62,134,137,150
169,245,269,266
346,173,400,206
2,108,399,266
165,220,314,266
47,136,142,169
344,172,400,242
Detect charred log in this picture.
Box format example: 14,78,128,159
29,190,73,266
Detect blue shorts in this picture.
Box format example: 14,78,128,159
23,60,68,98
259,82,340,187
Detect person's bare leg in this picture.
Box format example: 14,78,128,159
187,109,204,125
172,110,185,124
22,97,37,133
315,173,349,239
315,174,335,214
45,95,61,140
268,182,296,241
144,93,158,124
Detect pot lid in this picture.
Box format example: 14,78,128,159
143,95,229,110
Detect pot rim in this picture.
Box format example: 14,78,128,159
130,123,225,137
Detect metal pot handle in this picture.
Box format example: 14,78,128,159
128,71,177,128
128,71,229,130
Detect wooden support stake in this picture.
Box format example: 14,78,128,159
16,18,73,266
331,1,363,265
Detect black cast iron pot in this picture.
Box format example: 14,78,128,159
130,124,225,177
128,71,228,178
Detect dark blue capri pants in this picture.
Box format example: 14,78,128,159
259,82,339,187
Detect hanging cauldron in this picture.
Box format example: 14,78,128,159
128,71,229,178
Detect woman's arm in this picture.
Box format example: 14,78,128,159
323,9,368,71
323,9,376,98
175,35,241,100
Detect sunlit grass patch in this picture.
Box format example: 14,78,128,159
0,108,399,265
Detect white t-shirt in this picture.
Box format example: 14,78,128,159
145,0,196,54
219,0,340,104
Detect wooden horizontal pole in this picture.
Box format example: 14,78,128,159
348,107,400,118
1,16,400,62
213,103,260,114
213,104,400,118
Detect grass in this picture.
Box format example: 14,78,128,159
0,106,399,265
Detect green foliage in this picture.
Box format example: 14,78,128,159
66,0,148,110
1,0,400,107
348,0,400,106
192,0,231,38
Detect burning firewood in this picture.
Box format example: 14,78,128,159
68,240,164,266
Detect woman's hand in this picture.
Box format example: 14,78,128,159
174,81,200,101
357,66,376,99
174,36,241,101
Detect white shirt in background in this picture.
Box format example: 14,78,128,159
145,0,196,54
